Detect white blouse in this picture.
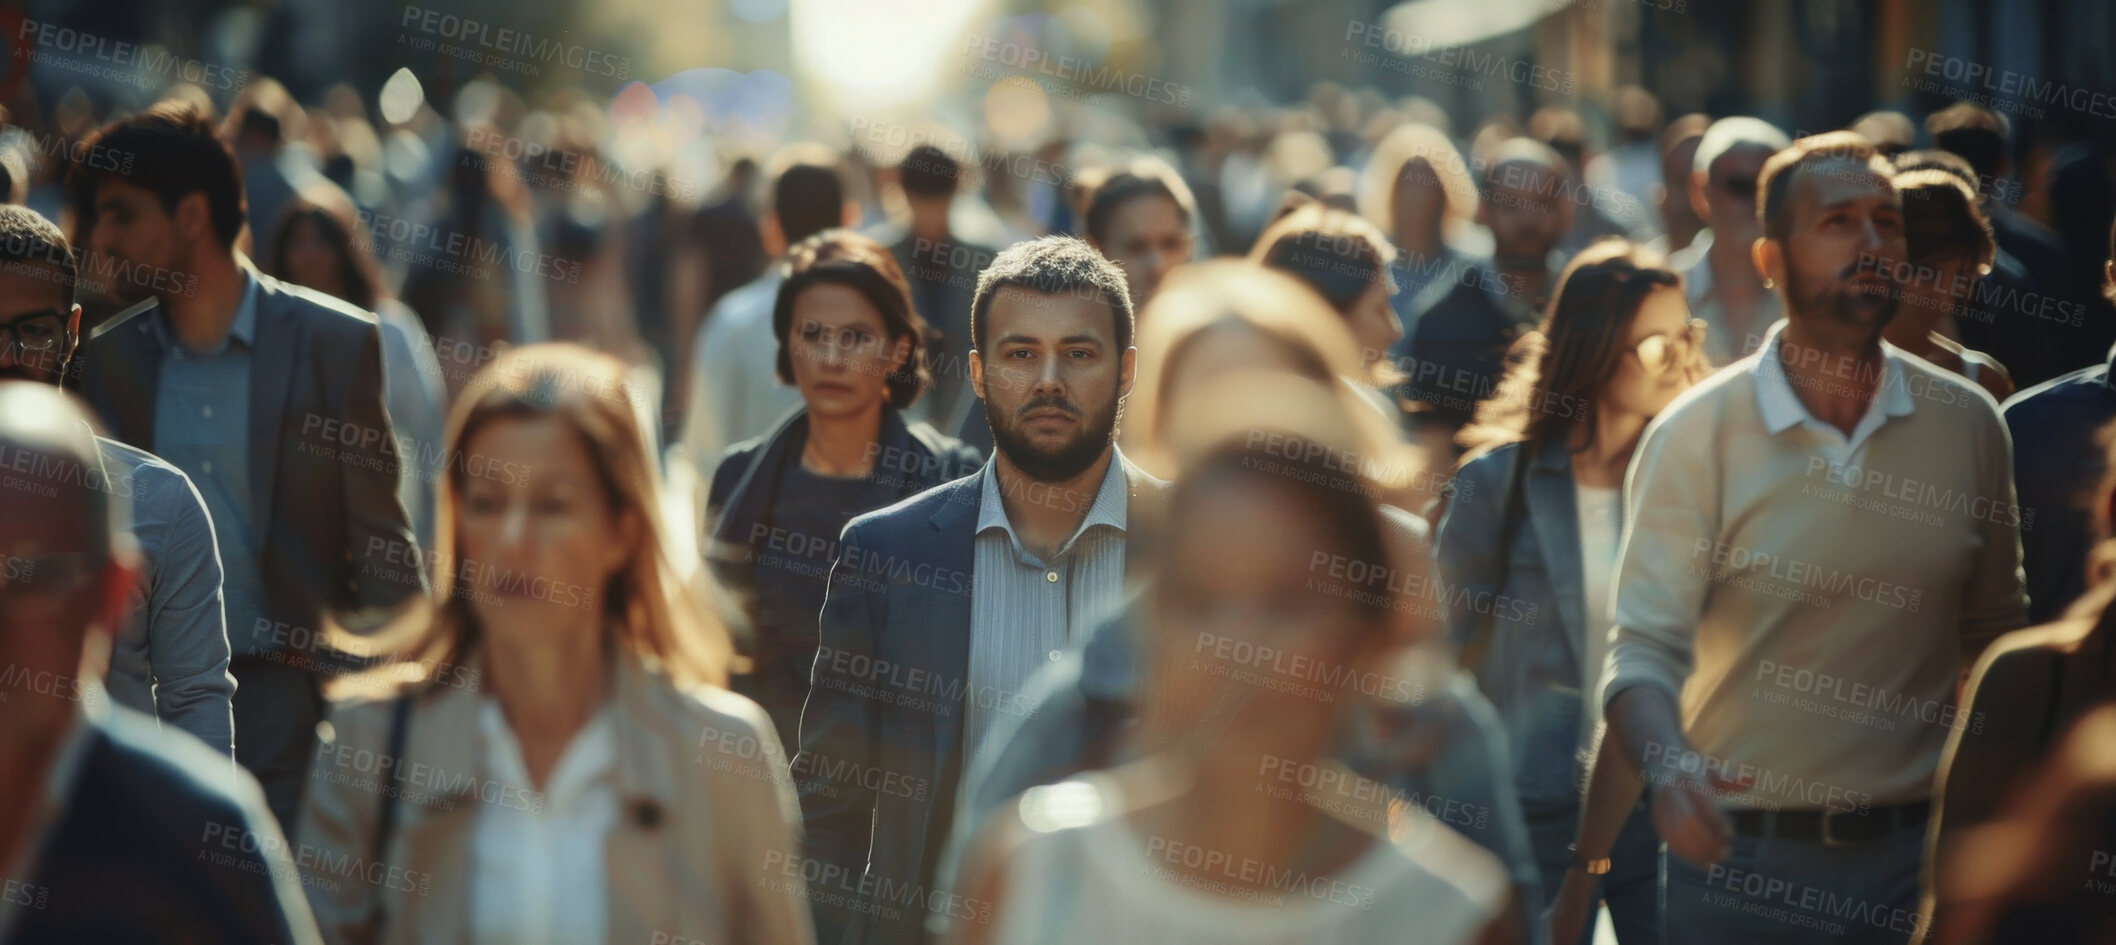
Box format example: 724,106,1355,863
469,699,619,945
1575,482,1624,736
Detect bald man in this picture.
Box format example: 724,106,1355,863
0,383,317,945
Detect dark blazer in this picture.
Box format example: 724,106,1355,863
706,405,980,747
792,454,1164,945
76,261,427,656
2002,351,2116,624
888,232,992,433
8,707,321,944
1401,265,1529,426
1434,436,1595,812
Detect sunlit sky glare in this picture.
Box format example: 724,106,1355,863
792,0,990,112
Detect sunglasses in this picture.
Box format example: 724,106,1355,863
1629,319,1708,375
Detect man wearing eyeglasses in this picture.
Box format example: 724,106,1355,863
0,205,234,761
0,382,320,945
1674,117,1791,366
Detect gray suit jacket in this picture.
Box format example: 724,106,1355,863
77,260,428,658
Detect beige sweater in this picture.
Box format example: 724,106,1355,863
1602,328,2028,810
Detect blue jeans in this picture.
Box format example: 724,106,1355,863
1661,818,1925,945
1529,802,1662,945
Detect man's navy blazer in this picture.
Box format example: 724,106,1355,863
3,707,320,944
75,260,428,656
792,454,1163,945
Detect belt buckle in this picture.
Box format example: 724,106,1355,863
1820,807,1855,847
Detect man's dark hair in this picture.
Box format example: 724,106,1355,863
237,106,283,148
1895,170,1995,270
1925,102,2010,182
899,145,963,199
1082,159,1194,247
770,229,932,408
1527,105,1587,170
0,204,77,302
68,100,246,249
1478,137,1569,201
1758,132,1894,246
969,235,1134,354
769,154,845,248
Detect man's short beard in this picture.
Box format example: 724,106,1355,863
988,399,1118,483
1785,263,1896,333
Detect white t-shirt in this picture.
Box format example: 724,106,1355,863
1575,482,1624,736
990,776,1506,945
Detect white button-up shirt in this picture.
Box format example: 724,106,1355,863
470,700,619,945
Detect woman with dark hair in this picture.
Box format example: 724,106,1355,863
1435,238,1707,945
1882,170,2014,403
300,344,809,945
705,229,980,751
1081,157,1197,309
271,194,449,547
1250,201,1407,394
399,144,550,379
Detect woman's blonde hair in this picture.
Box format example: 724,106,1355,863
1123,260,1414,493
330,343,731,699
1357,122,1478,240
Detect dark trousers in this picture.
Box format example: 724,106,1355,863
229,655,324,837
1661,819,1924,945
1529,801,1664,945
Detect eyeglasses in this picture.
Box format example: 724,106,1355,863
1630,319,1708,375
0,310,67,355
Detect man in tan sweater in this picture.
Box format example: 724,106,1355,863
1599,132,2028,945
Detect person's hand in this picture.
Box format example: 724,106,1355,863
1653,767,1734,868
1543,864,1596,945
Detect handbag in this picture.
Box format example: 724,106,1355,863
359,696,414,943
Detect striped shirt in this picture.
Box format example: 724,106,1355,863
965,450,1134,758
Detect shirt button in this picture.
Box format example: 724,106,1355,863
201,461,214,474
201,405,212,418
1045,571,1058,583
1048,650,1061,662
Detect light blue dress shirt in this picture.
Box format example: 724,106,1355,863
151,274,267,655
964,449,1134,757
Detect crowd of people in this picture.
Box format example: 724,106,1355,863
1,52,2115,945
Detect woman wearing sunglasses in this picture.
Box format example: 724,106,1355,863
1435,238,1707,945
